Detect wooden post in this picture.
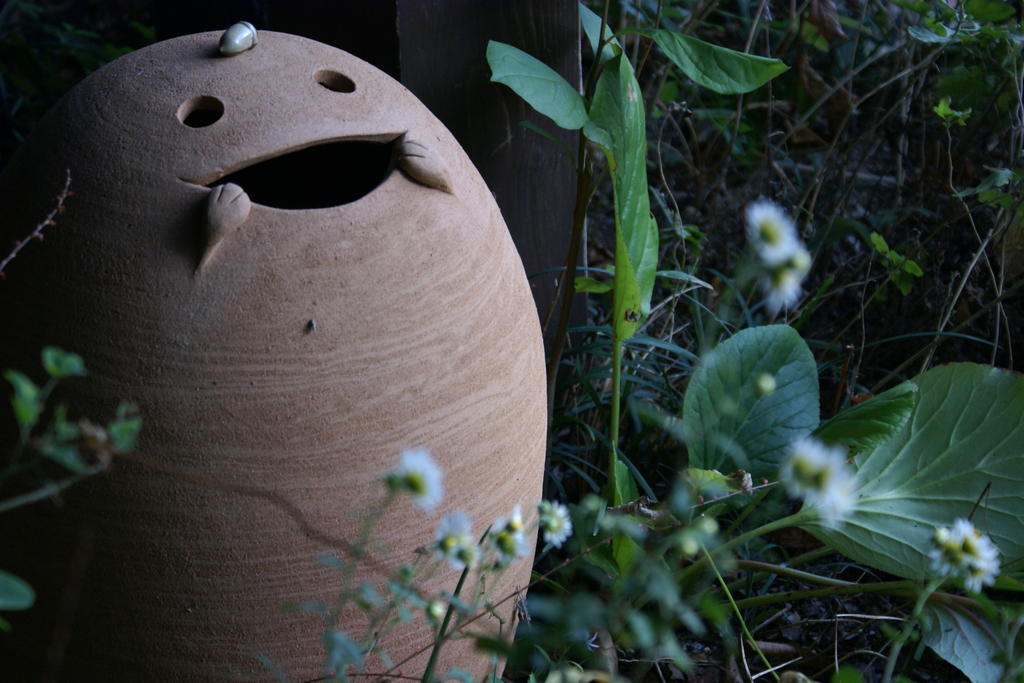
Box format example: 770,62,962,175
394,1,581,339
156,1,582,342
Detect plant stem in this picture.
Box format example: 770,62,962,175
679,509,812,587
545,132,592,427
0,465,105,513
882,577,943,683
609,334,623,482
703,545,780,681
733,580,917,610
420,566,470,683
735,559,857,588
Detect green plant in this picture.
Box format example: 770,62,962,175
1,174,141,632
867,230,924,298
0,1,150,163
0,345,141,629
480,3,1024,679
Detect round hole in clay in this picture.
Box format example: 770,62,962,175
177,96,224,127
315,69,356,93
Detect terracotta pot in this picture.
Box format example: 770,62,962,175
0,29,546,680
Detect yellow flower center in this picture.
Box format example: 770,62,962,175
793,457,828,490
406,472,426,495
759,221,782,245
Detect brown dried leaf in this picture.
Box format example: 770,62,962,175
806,0,848,42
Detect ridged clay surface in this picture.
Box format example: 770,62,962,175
0,30,545,680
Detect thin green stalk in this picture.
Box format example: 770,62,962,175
733,580,917,610
882,577,943,683
680,508,813,585
545,132,592,426
735,559,856,588
722,485,772,537
0,465,105,513
420,566,470,683
609,335,623,481
703,545,780,681
545,0,612,422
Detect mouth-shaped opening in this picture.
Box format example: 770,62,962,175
207,139,398,210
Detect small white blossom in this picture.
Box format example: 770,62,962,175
779,436,857,528
746,200,812,315
539,500,573,548
434,510,476,570
425,600,446,626
754,373,777,396
763,265,804,314
746,200,801,266
385,448,443,512
490,507,529,566
790,245,812,275
929,518,1000,593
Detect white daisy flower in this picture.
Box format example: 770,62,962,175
538,500,573,548
746,200,801,266
490,508,529,566
790,245,812,275
763,266,804,315
385,448,443,512
929,518,1000,593
434,510,476,570
779,436,857,528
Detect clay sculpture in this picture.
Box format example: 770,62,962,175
0,26,545,680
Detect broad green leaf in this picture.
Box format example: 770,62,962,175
40,444,88,473
41,346,85,379
584,53,659,335
441,667,474,683
903,259,924,277
830,667,866,683
631,28,789,95
611,458,641,573
682,325,819,479
109,403,142,452
921,604,1003,683
908,23,959,43
934,96,971,126
487,41,588,130
807,363,1024,579
686,467,731,498
611,457,639,507
0,570,35,611
51,404,80,442
574,276,613,294
954,167,1014,199
656,270,713,290
814,382,918,452
965,0,1016,22
579,3,619,63
869,231,890,254
4,370,41,429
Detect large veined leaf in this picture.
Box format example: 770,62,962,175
813,381,918,452
579,3,619,64
921,603,1004,683
631,28,789,94
0,570,34,611
584,53,659,336
487,41,588,130
682,325,819,479
807,363,1024,579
